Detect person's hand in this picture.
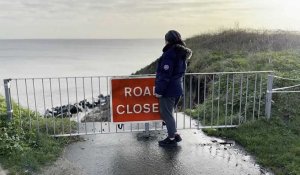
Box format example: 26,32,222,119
154,93,162,98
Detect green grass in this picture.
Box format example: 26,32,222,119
0,134,72,174
203,116,300,175
0,95,78,174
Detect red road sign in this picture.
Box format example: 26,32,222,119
110,77,161,123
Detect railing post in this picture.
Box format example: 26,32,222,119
265,74,274,119
4,79,13,121
145,123,150,136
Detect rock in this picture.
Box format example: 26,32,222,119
219,141,234,146
80,107,110,122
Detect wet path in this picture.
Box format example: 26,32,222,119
64,129,272,175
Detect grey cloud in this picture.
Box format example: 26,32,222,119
103,0,256,15
1,0,246,13
0,0,265,21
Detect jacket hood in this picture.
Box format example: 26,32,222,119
174,44,192,60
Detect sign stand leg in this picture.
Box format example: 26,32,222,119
144,123,150,138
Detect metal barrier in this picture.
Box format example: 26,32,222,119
3,71,273,137
265,75,300,119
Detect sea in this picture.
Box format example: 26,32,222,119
0,39,163,112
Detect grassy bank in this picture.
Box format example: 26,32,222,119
136,29,300,174
0,95,77,174
204,117,300,175
186,29,300,175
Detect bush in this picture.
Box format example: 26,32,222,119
0,95,78,174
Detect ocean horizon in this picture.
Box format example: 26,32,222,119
0,39,163,78
0,39,163,111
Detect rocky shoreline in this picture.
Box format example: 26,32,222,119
43,94,111,123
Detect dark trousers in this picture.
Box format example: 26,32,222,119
159,97,180,138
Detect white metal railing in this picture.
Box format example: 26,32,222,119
3,71,273,136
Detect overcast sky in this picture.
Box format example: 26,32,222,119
0,0,299,39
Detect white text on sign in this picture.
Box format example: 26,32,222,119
124,86,156,97
116,86,159,115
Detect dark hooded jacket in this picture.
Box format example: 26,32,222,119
155,44,192,97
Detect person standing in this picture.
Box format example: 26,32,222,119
155,30,192,147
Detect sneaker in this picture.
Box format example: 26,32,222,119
158,137,177,147
175,134,182,142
